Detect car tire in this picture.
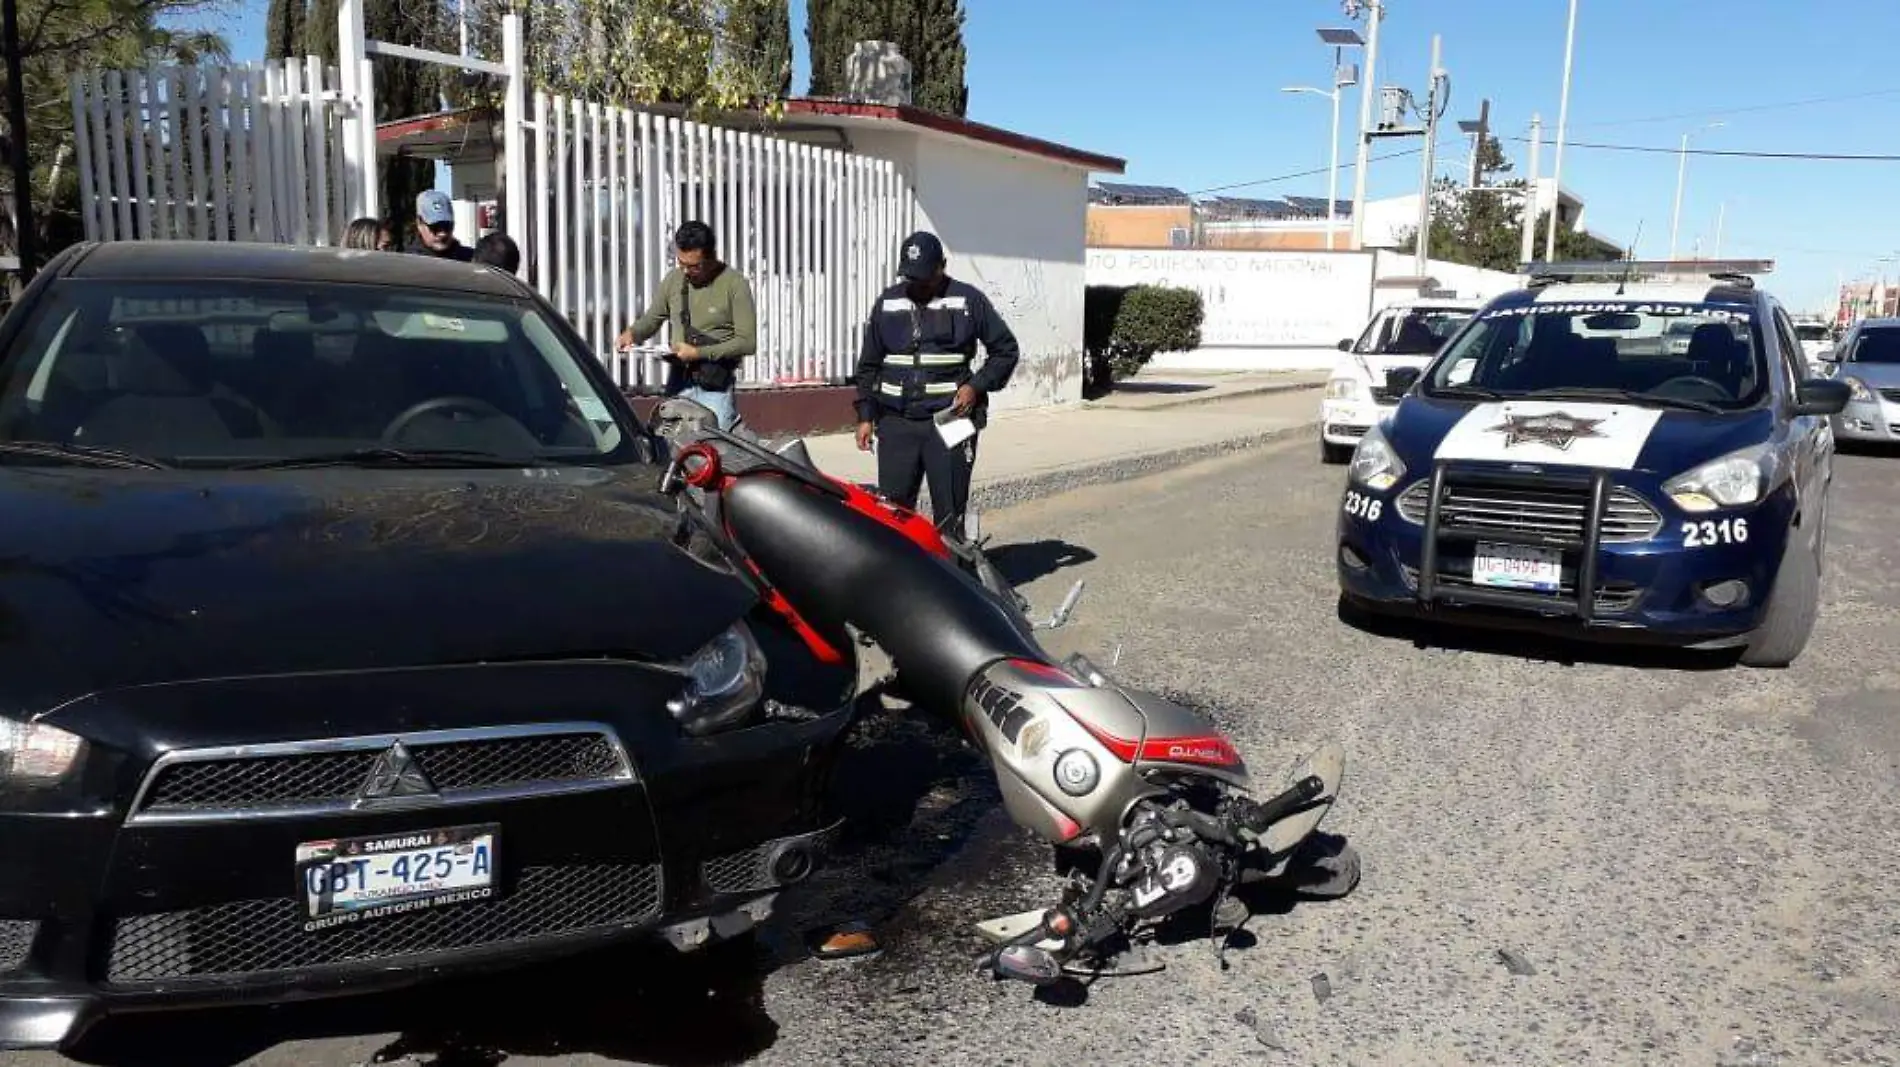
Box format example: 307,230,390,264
1321,440,1354,465
1739,524,1821,669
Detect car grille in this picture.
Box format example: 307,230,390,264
1879,388,1900,404
1396,481,1662,544
699,823,841,896
0,920,36,972
133,728,629,820
1399,564,1641,614
103,864,661,984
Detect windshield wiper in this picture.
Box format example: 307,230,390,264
1430,384,1506,400
1521,387,1722,414
0,440,172,469
234,447,551,470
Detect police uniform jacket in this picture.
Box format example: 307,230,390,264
853,276,1021,425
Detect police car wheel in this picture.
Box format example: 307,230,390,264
1321,440,1354,465
1739,529,1821,669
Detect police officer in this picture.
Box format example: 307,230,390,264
854,231,1020,537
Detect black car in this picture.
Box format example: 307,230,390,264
0,241,856,1050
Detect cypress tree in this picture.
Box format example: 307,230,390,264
263,0,308,59
806,0,967,116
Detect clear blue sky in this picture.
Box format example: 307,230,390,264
218,0,1900,314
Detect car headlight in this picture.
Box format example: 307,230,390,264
1843,376,1874,402
1662,443,1783,513
1,715,84,789
1348,425,1406,492
666,621,767,736
1324,376,1367,402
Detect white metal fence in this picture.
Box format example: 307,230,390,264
70,59,366,248
523,94,912,388
69,54,917,390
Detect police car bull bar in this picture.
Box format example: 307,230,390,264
1415,462,1616,623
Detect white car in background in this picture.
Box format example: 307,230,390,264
1791,316,1835,372
1320,297,1479,463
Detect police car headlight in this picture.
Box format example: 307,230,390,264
666,622,767,736
1662,443,1783,513
1348,426,1405,492
1843,376,1875,403
1324,376,1367,402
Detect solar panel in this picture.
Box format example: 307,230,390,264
1094,182,1189,204
1317,27,1364,45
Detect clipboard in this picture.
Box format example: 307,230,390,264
933,405,977,448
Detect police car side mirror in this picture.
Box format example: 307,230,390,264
1384,366,1423,395
1794,378,1852,416
1337,338,1354,351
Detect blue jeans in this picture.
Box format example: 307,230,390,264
675,386,739,431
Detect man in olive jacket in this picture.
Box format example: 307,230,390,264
617,221,757,430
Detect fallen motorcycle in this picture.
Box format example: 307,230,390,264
642,397,1357,985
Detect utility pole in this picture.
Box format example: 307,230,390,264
1413,34,1446,278
1712,202,1726,259
1543,0,1578,261
1345,0,1383,251
3,0,35,285
1521,113,1542,266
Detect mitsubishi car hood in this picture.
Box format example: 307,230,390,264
0,465,754,714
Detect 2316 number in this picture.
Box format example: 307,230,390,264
1682,517,1748,547
1343,490,1383,522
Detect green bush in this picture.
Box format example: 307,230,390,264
1083,284,1204,389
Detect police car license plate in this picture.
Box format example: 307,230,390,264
1471,542,1562,592
296,824,498,925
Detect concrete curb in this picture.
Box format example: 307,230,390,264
1083,378,1324,413
970,419,1320,513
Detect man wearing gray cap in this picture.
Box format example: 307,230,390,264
853,230,1020,538
410,190,475,262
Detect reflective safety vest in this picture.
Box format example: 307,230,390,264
855,278,1020,423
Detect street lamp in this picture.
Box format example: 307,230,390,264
1286,26,1362,251
1669,121,1724,260
1342,0,1384,251
1543,0,1578,260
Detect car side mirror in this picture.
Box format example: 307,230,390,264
1817,348,1841,362
1337,338,1352,352
1794,378,1852,416
1384,366,1423,394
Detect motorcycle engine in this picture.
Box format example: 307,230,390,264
1117,804,1223,921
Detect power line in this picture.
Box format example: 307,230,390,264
1563,87,1900,131
1502,136,1900,162
1185,146,1423,197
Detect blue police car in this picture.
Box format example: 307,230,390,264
1335,260,1853,667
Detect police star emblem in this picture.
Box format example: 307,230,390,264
1484,410,1607,451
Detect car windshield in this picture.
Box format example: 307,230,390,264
1794,323,1831,342
1847,327,1900,363
1357,308,1473,356
1423,299,1769,410
0,279,633,467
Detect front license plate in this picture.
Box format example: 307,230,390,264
296,824,498,927
1471,542,1563,592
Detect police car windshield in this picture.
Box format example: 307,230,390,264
1357,308,1473,355
1423,301,1769,411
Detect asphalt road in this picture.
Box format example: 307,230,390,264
30,433,1900,1067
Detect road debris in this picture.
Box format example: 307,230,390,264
1310,972,1333,1002
1497,948,1537,976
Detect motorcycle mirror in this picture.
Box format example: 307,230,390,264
992,944,1063,986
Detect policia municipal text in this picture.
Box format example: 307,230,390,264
854,231,1021,538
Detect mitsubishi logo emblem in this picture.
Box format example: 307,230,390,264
357,741,436,802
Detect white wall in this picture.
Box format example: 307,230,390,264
908,136,1089,411
1085,248,1378,372
1084,246,1524,372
